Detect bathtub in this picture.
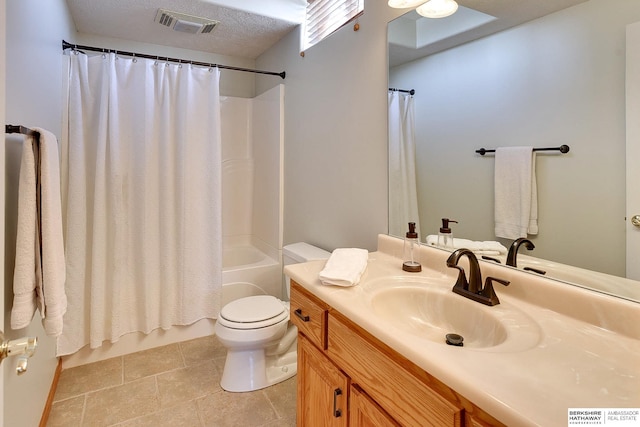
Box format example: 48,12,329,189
62,243,282,368
222,244,282,306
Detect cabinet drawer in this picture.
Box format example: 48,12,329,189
328,312,463,427
290,281,328,349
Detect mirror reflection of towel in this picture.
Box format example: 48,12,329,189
494,147,538,239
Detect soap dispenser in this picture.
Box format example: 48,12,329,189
402,222,422,272
438,218,458,249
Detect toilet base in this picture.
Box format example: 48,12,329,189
220,340,297,392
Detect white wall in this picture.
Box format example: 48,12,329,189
1,0,6,424
389,0,640,276
4,1,75,425
256,2,403,252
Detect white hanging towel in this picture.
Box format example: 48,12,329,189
494,146,538,239
11,135,41,330
319,248,369,287
11,128,67,336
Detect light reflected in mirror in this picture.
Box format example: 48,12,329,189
388,0,640,303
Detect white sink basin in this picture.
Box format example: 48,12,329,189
366,278,542,352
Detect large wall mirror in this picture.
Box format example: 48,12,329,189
388,0,640,303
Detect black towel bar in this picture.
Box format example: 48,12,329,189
476,145,570,156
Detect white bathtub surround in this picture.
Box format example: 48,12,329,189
59,54,223,356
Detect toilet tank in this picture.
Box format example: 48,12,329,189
282,242,331,299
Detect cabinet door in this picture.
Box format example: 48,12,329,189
350,385,401,427
298,335,349,427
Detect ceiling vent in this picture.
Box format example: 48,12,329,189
154,9,219,34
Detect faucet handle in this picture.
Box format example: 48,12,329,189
481,277,510,306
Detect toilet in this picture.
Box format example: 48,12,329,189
215,242,331,392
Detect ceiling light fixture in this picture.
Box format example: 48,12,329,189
416,0,458,18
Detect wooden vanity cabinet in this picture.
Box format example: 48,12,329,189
298,335,349,426
290,281,503,427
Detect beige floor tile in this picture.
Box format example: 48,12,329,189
262,377,297,420
83,376,159,426
179,335,227,367
118,400,203,427
123,343,184,382
197,389,279,427
47,395,85,427
48,338,297,427
156,359,221,406
54,357,123,401
261,417,296,427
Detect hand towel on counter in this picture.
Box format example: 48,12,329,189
494,146,538,239
319,248,369,287
425,235,508,255
11,128,67,336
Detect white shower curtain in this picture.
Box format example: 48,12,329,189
58,53,222,356
388,91,420,238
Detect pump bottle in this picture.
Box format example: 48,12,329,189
403,222,422,272
438,218,458,249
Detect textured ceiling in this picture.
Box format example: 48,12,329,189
64,0,304,59
65,0,589,61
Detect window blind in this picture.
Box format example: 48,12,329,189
303,0,364,51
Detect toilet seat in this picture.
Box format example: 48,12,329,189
218,295,288,330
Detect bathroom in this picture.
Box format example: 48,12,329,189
2,0,639,426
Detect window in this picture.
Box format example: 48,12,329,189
302,0,364,51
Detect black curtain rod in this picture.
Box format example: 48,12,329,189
62,40,286,79
476,145,570,156
5,124,40,138
389,87,415,95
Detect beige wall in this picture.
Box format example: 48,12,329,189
256,2,404,252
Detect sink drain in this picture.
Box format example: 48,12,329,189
445,333,464,347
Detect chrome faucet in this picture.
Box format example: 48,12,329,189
506,238,535,267
446,249,510,306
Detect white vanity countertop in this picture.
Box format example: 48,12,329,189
285,235,640,427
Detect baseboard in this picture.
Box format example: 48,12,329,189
39,358,62,427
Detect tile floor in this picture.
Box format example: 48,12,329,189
47,335,297,427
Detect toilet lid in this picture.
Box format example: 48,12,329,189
220,295,286,324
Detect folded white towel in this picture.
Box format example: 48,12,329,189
425,235,508,255
35,127,67,337
494,147,538,239
11,135,41,330
11,128,67,337
319,248,368,287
